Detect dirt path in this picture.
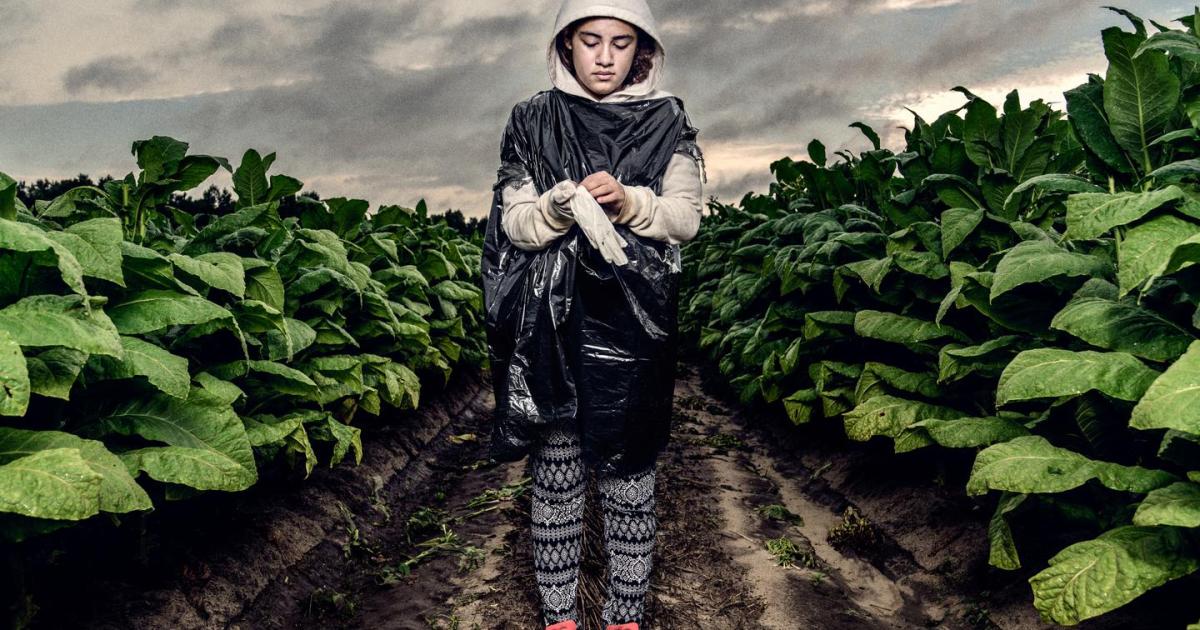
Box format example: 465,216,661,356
230,362,1186,630
342,364,1000,629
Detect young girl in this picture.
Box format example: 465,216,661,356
481,1,706,628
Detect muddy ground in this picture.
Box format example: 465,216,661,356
20,361,1196,629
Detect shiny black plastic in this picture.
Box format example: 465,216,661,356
482,87,703,477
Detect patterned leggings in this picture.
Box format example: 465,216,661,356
531,425,657,627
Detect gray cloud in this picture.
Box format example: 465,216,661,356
0,0,36,42
905,0,1095,80
132,0,233,8
63,56,156,94
2,0,1190,217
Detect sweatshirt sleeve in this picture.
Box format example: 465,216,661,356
612,152,705,245
500,180,576,251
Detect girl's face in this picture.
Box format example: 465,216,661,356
565,18,638,98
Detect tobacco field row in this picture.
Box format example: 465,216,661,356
677,8,1200,627
0,136,487,547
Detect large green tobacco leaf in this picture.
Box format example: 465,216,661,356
133,136,189,183
169,252,246,297
231,149,274,207
938,336,1024,384
86,335,190,399
956,270,1055,334
854,362,940,403
244,413,317,477
37,186,105,221
1157,430,1200,468
782,388,818,425
996,348,1158,406
1002,174,1105,219
1131,340,1200,434
966,435,1175,496
241,258,285,311
362,356,421,410
44,217,125,287
298,355,366,405
0,428,151,514
940,207,984,258
0,218,87,295
106,289,232,335
1049,296,1193,362
1102,27,1180,175
842,257,892,293
1133,482,1200,527
209,359,318,399
892,250,946,280
25,347,88,399
0,330,29,416
431,280,483,312
193,372,244,406
1138,28,1200,63
1156,231,1200,280
1064,186,1185,240
1117,212,1200,295
989,240,1109,300
1065,78,1133,175
0,294,122,357
287,229,370,288
842,394,965,441
988,492,1027,570
1029,526,1198,625
894,416,1030,454
266,318,316,362
0,448,101,519
305,412,362,467
233,299,294,360
962,97,1000,168
120,241,201,296
853,310,967,345
1147,159,1200,184
419,248,456,282
181,202,278,256
1001,107,1040,180
288,267,359,300
802,311,856,341
98,386,257,492
1012,135,1056,183
0,172,16,220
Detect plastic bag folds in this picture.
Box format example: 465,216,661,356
481,87,701,477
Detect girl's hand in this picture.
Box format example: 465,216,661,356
580,171,626,217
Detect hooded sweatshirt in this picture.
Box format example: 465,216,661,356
499,0,706,251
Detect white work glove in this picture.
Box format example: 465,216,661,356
570,186,629,266
539,179,578,224
550,180,576,211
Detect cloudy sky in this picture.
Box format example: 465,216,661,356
0,0,1190,219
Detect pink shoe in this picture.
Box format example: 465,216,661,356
606,624,639,630
546,620,577,630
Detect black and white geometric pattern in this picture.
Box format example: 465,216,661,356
597,465,656,626
530,425,658,628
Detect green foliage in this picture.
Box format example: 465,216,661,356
0,136,486,543
678,7,1200,626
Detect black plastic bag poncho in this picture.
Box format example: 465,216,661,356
482,87,703,477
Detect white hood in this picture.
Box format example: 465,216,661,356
546,0,674,103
